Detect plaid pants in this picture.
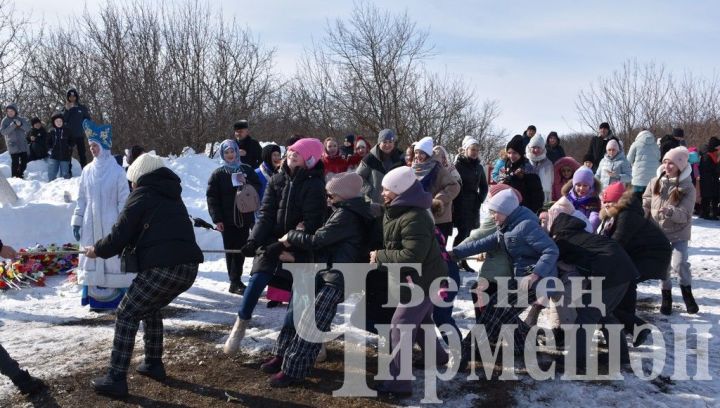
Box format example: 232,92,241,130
109,263,198,376
273,285,343,379
467,278,537,353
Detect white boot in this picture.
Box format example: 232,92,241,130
223,317,249,354
315,343,327,363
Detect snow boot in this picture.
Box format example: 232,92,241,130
660,289,672,315
136,358,167,381
11,370,45,396
228,282,246,295
268,372,303,388
223,317,249,354
91,370,128,398
260,356,283,374
680,285,699,314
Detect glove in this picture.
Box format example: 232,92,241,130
263,242,285,259
240,240,257,257
73,226,81,242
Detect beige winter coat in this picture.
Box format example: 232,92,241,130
427,162,461,224
642,165,695,243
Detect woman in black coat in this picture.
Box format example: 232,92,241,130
86,154,204,397
206,139,262,295
698,137,720,219
501,135,545,214
452,137,488,271
224,138,327,355
599,182,672,346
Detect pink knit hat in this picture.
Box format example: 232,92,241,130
663,146,689,171
326,172,363,200
289,138,324,169
602,182,626,203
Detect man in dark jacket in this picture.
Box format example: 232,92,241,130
550,212,637,369
583,122,620,172
62,88,92,169
262,172,374,387
85,154,204,397
356,128,405,204
699,137,720,219
233,120,263,169
0,240,46,396
660,128,687,159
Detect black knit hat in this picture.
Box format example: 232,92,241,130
66,88,78,100
672,128,685,138
233,120,249,130
708,137,720,150
30,117,42,125
506,134,525,155
50,111,64,121
344,134,355,144
599,122,610,130
261,143,281,168
527,125,536,132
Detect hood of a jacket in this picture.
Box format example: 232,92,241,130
135,167,183,200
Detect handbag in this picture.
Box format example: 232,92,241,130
120,205,161,273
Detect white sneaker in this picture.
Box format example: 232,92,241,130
315,343,327,363
223,317,249,354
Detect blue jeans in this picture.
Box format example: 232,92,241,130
47,159,70,181
238,272,273,320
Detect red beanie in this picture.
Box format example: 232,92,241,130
489,183,523,203
602,182,626,203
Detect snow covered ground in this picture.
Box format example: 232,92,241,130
1,151,718,407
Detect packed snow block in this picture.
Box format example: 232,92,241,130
0,172,18,205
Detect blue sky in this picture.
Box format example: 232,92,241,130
26,0,720,136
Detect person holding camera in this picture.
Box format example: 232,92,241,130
1,104,31,178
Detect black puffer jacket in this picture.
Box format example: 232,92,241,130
699,146,720,198
453,155,488,229
502,157,544,214
287,196,374,289
551,212,638,289
47,126,73,161
235,136,263,169
26,127,49,160
62,89,91,141
206,164,262,228
95,167,204,270
583,134,621,172
599,194,672,281
248,161,327,277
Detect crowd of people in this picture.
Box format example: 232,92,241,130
2,105,720,399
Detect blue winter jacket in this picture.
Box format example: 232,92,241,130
454,205,558,278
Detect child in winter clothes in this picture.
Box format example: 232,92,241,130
596,139,632,190
526,134,554,202
643,146,698,315
47,113,73,181
206,139,263,295
433,145,462,183
551,156,580,201
224,138,327,354
561,166,602,231
346,136,370,170
256,143,282,201
320,137,348,176
262,172,374,387
500,135,545,214
26,118,48,161
626,130,661,198
1,104,31,178
491,148,507,183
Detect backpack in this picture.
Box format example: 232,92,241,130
235,184,260,214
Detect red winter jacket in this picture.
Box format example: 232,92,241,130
321,153,348,175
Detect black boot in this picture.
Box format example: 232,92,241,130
229,282,246,295
680,285,699,314
136,358,167,381
91,370,128,397
459,259,476,273
11,370,45,396
660,289,672,315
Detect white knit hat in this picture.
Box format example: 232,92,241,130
382,166,417,195
527,134,545,149
461,136,479,150
414,136,434,156
127,153,165,184
486,189,520,216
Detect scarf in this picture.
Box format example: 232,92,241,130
413,158,437,180
219,139,242,173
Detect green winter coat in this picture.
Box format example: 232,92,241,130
375,205,447,293
462,216,512,282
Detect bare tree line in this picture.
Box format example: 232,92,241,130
0,0,504,162
576,58,720,149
